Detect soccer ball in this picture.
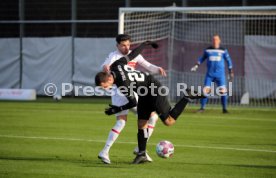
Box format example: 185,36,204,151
156,140,174,158
53,94,62,101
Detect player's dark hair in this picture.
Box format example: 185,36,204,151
116,34,131,44
95,72,110,86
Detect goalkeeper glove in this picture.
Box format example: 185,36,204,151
228,69,234,82
191,64,199,72
105,104,122,115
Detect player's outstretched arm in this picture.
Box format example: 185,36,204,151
110,41,158,70
137,56,167,76
127,41,158,61
191,63,199,72
105,95,137,115
191,50,207,72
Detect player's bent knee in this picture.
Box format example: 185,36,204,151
203,87,211,95
117,115,127,121
163,116,176,126
218,86,227,95
150,112,157,117
138,120,148,129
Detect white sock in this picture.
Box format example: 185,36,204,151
147,113,158,140
102,119,126,154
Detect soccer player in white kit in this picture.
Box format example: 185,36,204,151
98,34,167,164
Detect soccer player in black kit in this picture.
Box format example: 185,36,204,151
95,41,204,164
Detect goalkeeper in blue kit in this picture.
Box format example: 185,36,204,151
191,34,234,113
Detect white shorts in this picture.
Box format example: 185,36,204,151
111,87,138,117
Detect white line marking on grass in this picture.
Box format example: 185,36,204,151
1,134,276,154
173,144,276,153
187,115,276,122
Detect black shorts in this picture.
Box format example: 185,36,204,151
137,81,171,122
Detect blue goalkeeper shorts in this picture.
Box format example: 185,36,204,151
204,75,226,88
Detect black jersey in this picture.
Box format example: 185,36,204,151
110,58,155,92
110,53,170,121
110,56,157,102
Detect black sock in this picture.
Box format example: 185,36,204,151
169,96,189,120
137,128,148,155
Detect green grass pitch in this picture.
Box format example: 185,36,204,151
0,98,276,178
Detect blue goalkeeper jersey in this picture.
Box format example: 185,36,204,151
198,46,233,77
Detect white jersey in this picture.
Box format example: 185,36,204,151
101,50,160,116
101,50,160,73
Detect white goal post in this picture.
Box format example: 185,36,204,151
118,6,276,107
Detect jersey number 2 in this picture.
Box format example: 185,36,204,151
124,66,145,82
